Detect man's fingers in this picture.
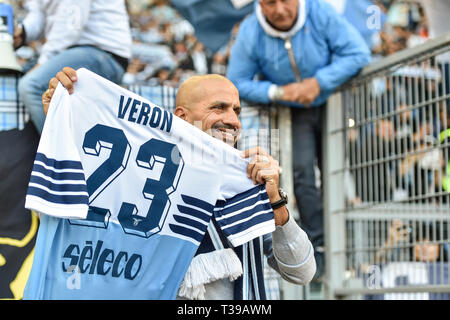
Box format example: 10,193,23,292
242,147,276,183
62,67,78,81
297,94,313,105
42,88,52,116
42,68,77,115
246,154,272,178
256,169,277,185
248,154,271,165
56,70,76,94
249,160,277,184
48,77,59,91
241,146,269,159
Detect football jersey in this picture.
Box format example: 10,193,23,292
23,68,275,299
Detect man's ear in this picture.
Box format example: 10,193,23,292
174,106,188,121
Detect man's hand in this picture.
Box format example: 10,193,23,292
241,146,289,226
42,67,78,115
13,25,25,49
281,77,321,105
280,82,303,103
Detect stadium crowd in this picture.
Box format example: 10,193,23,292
11,0,434,86
14,0,233,87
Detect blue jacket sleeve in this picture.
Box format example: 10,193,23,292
313,2,371,92
226,18,273,104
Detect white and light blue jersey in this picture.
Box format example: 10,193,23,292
23,68,275,299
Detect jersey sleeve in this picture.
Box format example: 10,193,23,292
25,84,89,219
214,148,275,247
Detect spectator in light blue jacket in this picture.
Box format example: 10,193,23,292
227,0,371,282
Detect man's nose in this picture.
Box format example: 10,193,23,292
274,0,286,15
223,108,241,129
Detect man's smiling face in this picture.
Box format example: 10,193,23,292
174,75,242,146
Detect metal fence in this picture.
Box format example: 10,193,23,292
124,32,450,300
324,32,450,300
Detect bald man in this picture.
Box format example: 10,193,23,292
174,74,242,147
41,67,316,300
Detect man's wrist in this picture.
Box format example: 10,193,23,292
273,206,289,226
267,188,281,202
270,188,288,210
274,85,284,100
268,84,284,101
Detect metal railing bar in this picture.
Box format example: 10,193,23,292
342,32,450,86
328,94,450,135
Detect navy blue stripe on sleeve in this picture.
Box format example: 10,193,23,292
214,193,269,219
32,163,86,181
219,212,274,236
27,186,89,205
35,152,83,170
214,184,274,240
29,175,88,193
215,185,266,209
216,202,271,225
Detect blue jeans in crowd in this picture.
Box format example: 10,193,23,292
18,46,126,134
292,106,325,275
